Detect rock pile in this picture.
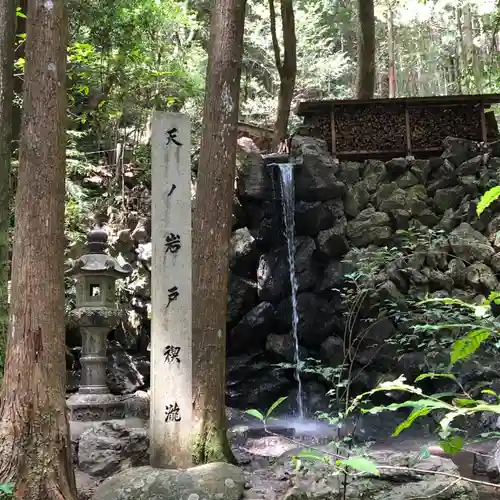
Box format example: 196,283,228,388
228,135,500,413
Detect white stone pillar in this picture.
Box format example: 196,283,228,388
150,112,193,468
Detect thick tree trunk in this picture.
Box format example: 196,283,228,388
0,0,15,375
269,0,296,150
0,0,77,498
356,0,375,100
191,0,246,465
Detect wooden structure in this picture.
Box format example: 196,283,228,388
237,121,273,152
295,94,500,161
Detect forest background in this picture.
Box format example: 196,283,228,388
32,0,497,250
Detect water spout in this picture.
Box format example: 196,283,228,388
276,163,304,419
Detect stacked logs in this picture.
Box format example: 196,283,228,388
302,101,496,158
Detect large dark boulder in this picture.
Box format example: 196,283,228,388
229,227,259,277
346,207,393,247
289,136,345,201
78,421,148,478
226,352,291,410
315,224,349,261
257,237,317,301
344,181,370,218
275,293,339,349
442,136,483,167
106,341,145,395
317,260,352,293
363,160,387,192
235,137,272,199
449,222,494,263
294,199,344,236
227,275,257,325
228,302,275,354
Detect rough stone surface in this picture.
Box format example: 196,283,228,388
279,448,479,500
346,207,393,247
107,342,145,395
229,302,275,354
449,223,494,263
68,133,500,428
78,420,149,478
257,237,316,301
93,462,246,500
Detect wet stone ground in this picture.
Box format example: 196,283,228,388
227,418,500,500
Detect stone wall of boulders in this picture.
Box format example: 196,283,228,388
227,134,500,415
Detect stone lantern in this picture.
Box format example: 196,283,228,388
65,226,146,421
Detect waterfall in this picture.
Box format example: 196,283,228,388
277,164,305,419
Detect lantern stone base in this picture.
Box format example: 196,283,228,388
67,390,149,422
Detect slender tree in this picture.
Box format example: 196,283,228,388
387,6,397,98
0,0,15,375
269,0,296,150
356,0,375,99
0,0,77,497
192,0,246,464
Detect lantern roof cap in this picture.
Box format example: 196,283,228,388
65,225,133,278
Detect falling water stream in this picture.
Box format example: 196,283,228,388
277,164,305,419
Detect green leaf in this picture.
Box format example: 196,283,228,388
450,329,490,366
454,398,477,407
416,298,478,309
415,373,457,383
477,186,500,216
337,457,379,475
482,389,498,398
0,483,14,494
266,397,288,418
392,407,431,437
16,7,27,18
245,409,265,421
294,449,328,462
439,436,464,456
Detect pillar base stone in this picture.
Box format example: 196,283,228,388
66,390,150,422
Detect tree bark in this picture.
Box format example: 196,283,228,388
0,0,77,497
269,0,296,150
387,7,396,98
0,0,15,375
191,0,246,465
356,0,375,99
463,3,481,92
11,0,26,149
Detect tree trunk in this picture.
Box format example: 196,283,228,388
0,0,15,376
387,7,396,98
0,0,77,498
269,0,296,150
12,0,26,150
191,0,246,465
463,4,481,92
356,0,375,100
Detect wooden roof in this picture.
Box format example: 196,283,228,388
296,93,500,115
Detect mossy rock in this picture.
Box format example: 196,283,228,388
93,462,246,500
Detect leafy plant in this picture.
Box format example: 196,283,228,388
246,397,380,476
0,483,14,498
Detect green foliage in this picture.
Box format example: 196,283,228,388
337,457,379,476
246,397,380,476
0,483,14,498
477,186,500,216
245,396,287,425
450,328,491,366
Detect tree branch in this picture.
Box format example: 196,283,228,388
268,0,282,72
